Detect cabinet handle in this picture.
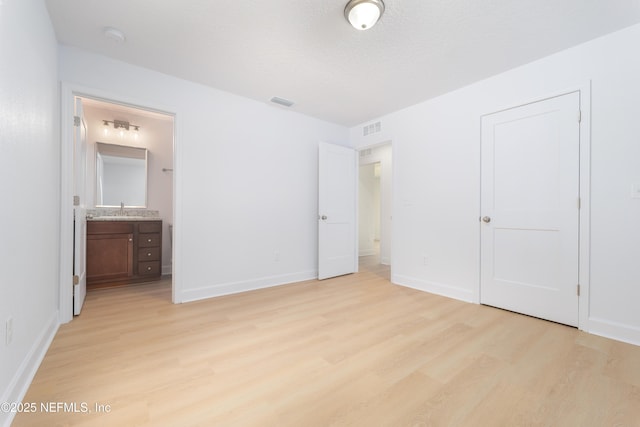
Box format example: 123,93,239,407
129,238,133,242
147,266,152,271
147,253,152,257
148,238,152,242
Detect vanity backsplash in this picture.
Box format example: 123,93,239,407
86,208,160,219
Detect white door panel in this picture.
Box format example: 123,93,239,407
481,92,580,326
318,142,356,280
73,97,87,315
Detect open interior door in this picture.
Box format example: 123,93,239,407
73,97,88,315
318,142,357,280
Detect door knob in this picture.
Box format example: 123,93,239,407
321,215,327,220
482,216,491,223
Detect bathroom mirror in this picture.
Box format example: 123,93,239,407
96,142,148,208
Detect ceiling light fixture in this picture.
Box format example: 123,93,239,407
103,27,126,43
344,0,385,31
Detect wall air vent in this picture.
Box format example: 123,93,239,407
363,121,382,136
270,97,295,107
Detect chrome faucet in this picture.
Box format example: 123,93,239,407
120,202,124,216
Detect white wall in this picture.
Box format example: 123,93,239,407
83,104,175,273
59,46,349,301
0,0,60,425
351,23,640,346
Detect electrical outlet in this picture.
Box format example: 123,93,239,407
6,317,13,345
423,255,428,266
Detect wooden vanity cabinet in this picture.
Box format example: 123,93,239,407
87,220,162,289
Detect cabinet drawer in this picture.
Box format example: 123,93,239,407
138,233,161,247
138,261,161,276
138,247,160,261
87,222,134,234
138,222,162,233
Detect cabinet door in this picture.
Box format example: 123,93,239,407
86,233,134,282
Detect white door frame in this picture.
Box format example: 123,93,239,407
477,83,591,331
59,82,181,323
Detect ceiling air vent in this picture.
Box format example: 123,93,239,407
270,97,294,107
363,121,382,136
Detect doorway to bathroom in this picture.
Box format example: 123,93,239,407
59,84,176,322
80,97,175,289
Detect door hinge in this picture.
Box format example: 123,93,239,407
577,110,581,123
73,195,80,206
73,275,79,285
73,116,81,127
577,284,580,297
578,197,581,209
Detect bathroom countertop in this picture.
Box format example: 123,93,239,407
87,216,161,222
86,208,161,221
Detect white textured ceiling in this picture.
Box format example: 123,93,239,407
45,0,640,126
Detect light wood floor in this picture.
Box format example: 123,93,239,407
14,258,640,426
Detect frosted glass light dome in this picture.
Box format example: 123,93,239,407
345,0,385,30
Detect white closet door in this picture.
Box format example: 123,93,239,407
480,92,580,326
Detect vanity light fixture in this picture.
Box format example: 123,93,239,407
344,0,385,30
102,119,141,140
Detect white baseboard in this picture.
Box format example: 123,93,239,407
380,256,390,265
392,275,640,347
179,270,317,303
587,317,640,347
162,263,172,276
1,312,59,427
392,274,474,303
